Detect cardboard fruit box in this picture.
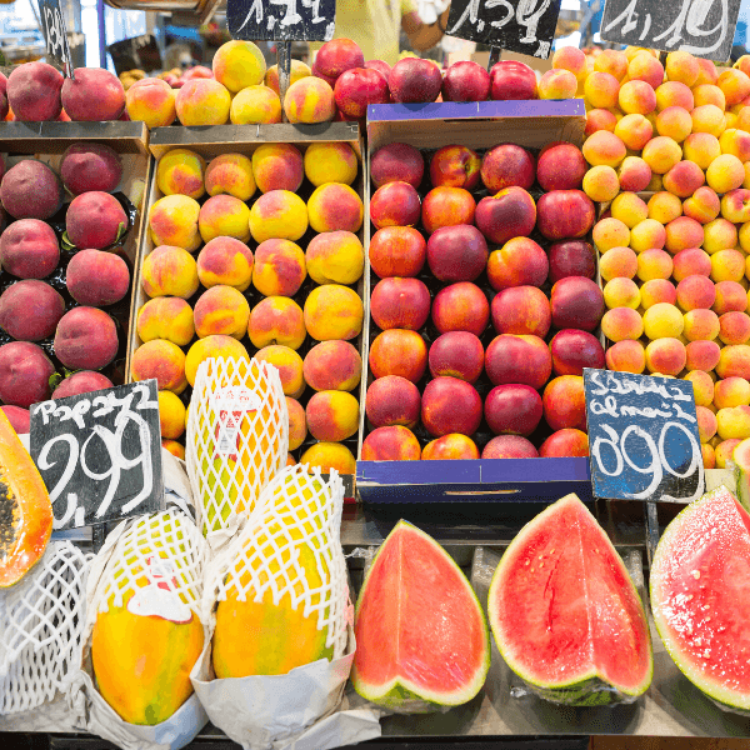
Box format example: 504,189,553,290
356,100,598,504
129,122,365,499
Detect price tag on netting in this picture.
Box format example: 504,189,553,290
445,0,561,59
36,0,74,77
227,0,336,41
29,380,164,531
584,368,705,504
601,0,740,60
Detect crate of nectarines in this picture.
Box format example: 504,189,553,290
0,121,150,437
128,122,364,498
357,100,606,504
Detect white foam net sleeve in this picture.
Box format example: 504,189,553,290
208,464,349,660
186,356,289,539
89,509,208,621
0,541,91,715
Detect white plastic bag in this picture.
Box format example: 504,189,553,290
69,509,209,750
192,465,379,750
0,541,89,715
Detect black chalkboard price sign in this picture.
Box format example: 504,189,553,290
107,34,163,77
445,0,561,59
227,0,336,41
584,369,705,504
29,380,164,531
601,0,741,61
36,0,74,77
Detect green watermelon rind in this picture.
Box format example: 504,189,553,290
488,494,654,706
732,439,750,513
352,520,491,711
650,486,750,714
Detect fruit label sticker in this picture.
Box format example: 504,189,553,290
37,0,74,77
445,0,561,58
29,380,164,530
211,386,263,461
227,0,336,42
126,555,193,624
583,369,705,504
601,0,740,59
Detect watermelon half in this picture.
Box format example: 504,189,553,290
488,493,653,706
651,485,750,714
351,520,490,713
732,438,750,512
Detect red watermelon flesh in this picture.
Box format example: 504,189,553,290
651,485,750,712
488,494,653,704
351,520,490,712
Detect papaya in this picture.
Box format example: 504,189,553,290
193,359,285,535
211,473,335,678
90,514,204,725
0,408,53,587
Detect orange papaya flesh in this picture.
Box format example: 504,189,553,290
91,593,204,725
0,408,53,587
212,515,333,678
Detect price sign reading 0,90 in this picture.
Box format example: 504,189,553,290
583,368,705,504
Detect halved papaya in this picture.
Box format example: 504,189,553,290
0,408,53,587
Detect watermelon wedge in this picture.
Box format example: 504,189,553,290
651,485,750,714
488,493,653,706
351,520,490,713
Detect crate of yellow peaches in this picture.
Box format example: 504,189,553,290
127,129,366,490
555,44,750,472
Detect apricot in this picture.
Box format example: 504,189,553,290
252,239,306,297
643,302,684,339
175,79,230,126
308,183,363,233
149,195,201,252
283,77,336,124
131,340,187,394
204,153,255,201
706,153,745,193
158,391,186,440
648,191,682,224
684,308,720,341
142,246,199,300
619,79,657,115
599,246,637,281
194,285,250,339
248,190,308,243
248,297,306,350
684,369,715,404
254,346,304,396
199,195,251,244
641,279,677,309
300,442,356,473
582,130,626,167
605,339,646,374
197,237,254,291
306,231,364,286
252,143,303,194
645,338,686,375
285,396,307,451
137,297,194,347
125,78,176,128
156,148,205,200
304,142,358,186
303,340,361,392
601,307,643,342
304,285,363,341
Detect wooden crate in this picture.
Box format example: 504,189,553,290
131,123,364,497
0,121,151,388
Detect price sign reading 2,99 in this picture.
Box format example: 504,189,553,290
29,380,164,530
583,369,705,504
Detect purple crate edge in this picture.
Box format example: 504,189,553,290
366,99,585,123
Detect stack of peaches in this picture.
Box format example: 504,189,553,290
129,141,366,474
359,139,606,462
0,145,133,433
554,45,750,470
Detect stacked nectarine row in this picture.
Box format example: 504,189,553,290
557,44,750,470
129,141,368,474
360,138,606,462
0,144,138,434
